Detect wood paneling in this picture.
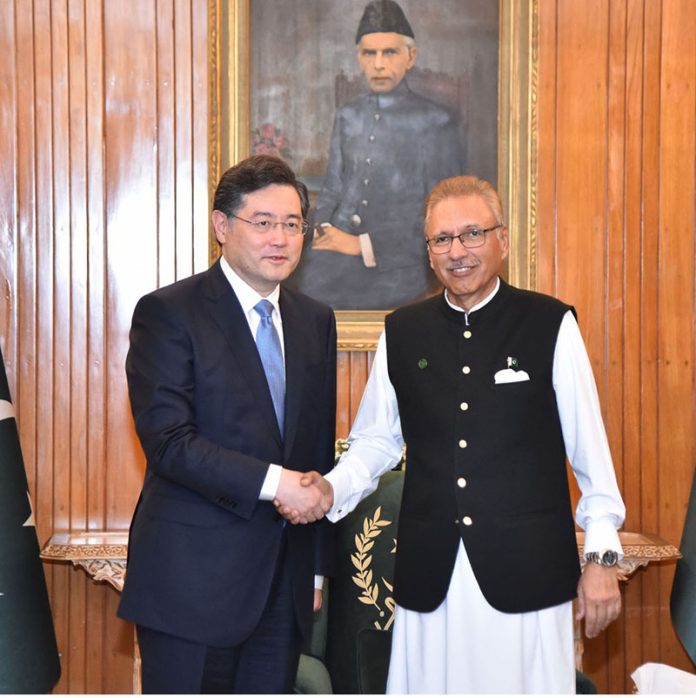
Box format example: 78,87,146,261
0,0,694,693
0,0,209,692
336,351,374,439
537,0,696,691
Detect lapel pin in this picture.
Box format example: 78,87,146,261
418,358,428,369
506,356,519,369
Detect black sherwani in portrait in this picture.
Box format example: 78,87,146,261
118,260,336,655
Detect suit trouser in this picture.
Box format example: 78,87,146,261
136,534,301,694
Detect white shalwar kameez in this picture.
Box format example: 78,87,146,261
325,280,626,694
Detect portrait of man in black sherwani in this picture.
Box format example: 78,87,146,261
289,0,465,309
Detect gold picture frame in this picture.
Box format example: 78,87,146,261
208,0,538,351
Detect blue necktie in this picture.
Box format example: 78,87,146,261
254,300,285,434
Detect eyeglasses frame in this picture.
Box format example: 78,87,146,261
425,224,504,254
231,213,308,236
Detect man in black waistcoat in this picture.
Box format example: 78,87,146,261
281,175,626,693
287,0,464,309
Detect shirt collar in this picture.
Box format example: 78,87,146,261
444,277,500,314
219,256,281,317
370,79,411,110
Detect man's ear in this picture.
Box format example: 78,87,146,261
498,226,510,261
211,210,229,244
406,46,417,70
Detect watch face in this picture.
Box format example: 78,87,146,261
601,550,618,566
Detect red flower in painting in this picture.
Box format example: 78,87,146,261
259,122,276,139
251,122,291,159
274,134,289,151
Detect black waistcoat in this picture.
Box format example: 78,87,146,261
385,280,582,613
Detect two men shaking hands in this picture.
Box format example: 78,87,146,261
275,470,333,525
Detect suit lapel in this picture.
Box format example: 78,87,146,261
202,262,283,447
279,287,306,461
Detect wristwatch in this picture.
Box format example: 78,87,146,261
585,549,619,567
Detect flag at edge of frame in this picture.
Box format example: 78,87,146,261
671,463,696,667
0,347,61,693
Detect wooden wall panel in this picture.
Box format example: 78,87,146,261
336,350,374,439
0,0,210,692
656,0,695,670
84,0,109,535
537,0,696,692
621,0,647,679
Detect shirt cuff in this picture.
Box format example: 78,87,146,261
359,233,377,267
314,575,324,590
583,518,624,559
325,467,356,522
259,464,282,501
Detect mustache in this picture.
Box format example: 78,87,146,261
448,260,478,271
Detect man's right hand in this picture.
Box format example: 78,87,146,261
311,224,361,256
274,469,331,524
275,471,334,525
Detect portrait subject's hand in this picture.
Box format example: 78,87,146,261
312,224,361,256
314,588,323,612
275,471,334,525
274,469,326,523
576,562,622,638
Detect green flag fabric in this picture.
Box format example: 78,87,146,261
671,465,696,667
0,348,61,692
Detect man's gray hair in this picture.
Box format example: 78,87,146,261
424,176,504,227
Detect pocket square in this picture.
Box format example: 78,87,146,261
494,368,531,384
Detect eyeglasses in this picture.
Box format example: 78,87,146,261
425,225,502,254
231,214,308,236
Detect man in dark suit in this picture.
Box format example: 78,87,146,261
118,155,337,694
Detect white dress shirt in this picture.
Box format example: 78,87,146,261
219,256,284,501
219,257,323,591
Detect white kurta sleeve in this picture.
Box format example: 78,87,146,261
553,311,626,555
325,332,404,522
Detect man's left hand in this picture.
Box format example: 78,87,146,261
312,224,361,256
314,589,323,612
576,562,622,638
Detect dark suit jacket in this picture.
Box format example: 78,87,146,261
118,260,336,647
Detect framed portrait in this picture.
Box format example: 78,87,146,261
209,0,538,350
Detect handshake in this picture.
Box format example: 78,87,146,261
274,469,334,525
